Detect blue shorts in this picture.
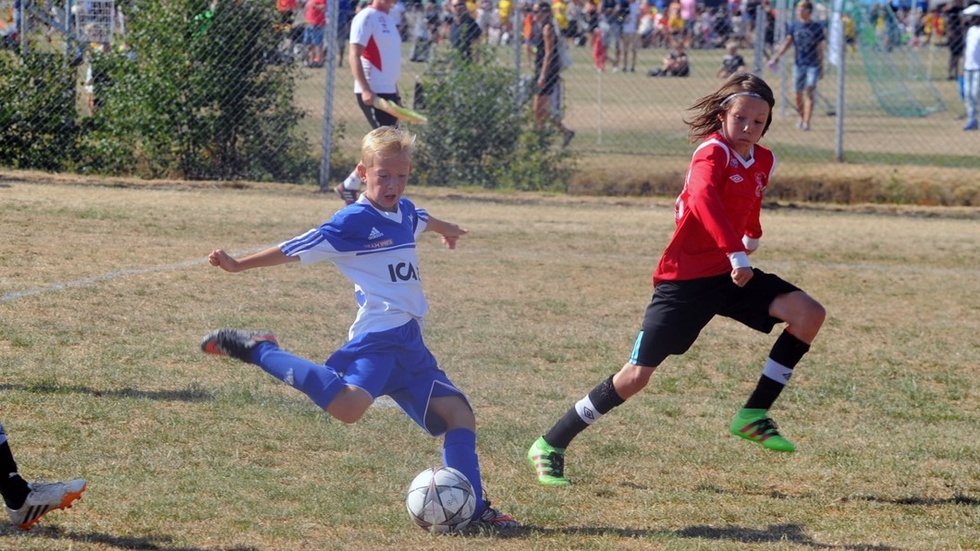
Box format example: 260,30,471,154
325,319,468,436
304,24,325,46
792,64,820,92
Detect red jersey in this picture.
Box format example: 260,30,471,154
306,0,327,26
653,132,775,285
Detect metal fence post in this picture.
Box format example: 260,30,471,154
19,0,28,55
832,1,845,162
753,5,766,73
320,0,340,192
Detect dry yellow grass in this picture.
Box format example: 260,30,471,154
0,175,976,550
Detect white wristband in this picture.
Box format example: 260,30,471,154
742,235,760,252
728,252,751,270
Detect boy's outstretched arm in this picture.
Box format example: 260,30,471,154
208,246,299,273
423,215,468,250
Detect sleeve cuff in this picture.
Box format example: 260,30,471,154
742,235,760,252
728,251,751,270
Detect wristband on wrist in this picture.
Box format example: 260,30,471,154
728,252,751,270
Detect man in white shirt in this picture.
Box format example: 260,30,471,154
336,0,406,205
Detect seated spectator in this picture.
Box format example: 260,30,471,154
716,41,746,78
648,42,689,76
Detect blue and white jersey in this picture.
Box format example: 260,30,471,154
279,196,429,339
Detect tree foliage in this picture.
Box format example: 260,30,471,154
412,50,572,192
78,0,312,181
0,52,80,171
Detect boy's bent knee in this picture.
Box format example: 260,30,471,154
326,386,373,424
429,395,476,432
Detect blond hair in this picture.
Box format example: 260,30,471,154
360,126,416,167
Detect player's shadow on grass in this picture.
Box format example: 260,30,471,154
0,383,213,403
1,525,259,551
674,524,896,550
504,523,895,550
852,494,978,506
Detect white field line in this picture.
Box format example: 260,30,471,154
0,247,269,303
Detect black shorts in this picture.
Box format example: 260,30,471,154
356,92,401,129
537,71,561,97
629,269,801,368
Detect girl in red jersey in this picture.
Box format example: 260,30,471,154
527,73,827,487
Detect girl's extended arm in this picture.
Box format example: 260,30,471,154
423,215,468,250
208,246,299,273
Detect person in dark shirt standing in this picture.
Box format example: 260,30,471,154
945,0,967,81
768,0,825,131
531,1,575,147
450,0,483,63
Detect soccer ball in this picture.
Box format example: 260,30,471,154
405,466,476,533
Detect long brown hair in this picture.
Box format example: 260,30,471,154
684,73,775,143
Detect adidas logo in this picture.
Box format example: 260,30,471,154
368,227,384,240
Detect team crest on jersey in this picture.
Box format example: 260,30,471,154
755,172,766,196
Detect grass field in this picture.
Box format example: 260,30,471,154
0,177,977,550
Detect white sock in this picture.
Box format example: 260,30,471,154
574,396,602,425
762,358,794,384
342,170,362,191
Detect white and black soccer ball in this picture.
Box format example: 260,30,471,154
405,466,476,533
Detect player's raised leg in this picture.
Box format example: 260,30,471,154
201,328,351,413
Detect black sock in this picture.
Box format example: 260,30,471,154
743,376,785,411
744,330,810,410
0,441,30,509
544,375,626,449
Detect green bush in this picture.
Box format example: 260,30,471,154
79,0,313,181
412,51,572,191
0,52,80,171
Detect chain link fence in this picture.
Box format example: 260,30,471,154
0,0,975,199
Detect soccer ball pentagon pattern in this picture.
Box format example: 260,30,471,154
405,466,476,533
